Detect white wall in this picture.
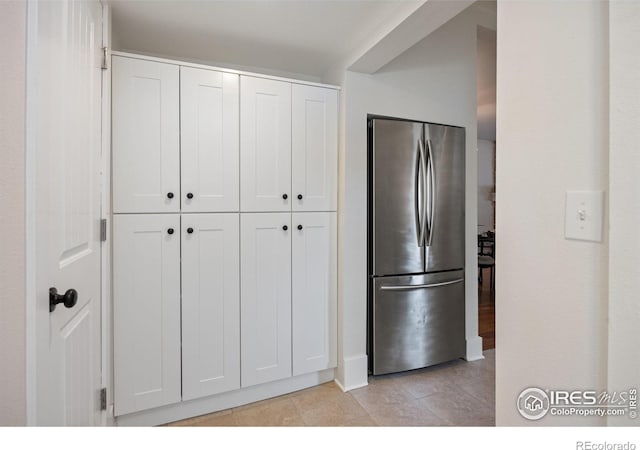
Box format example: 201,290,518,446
337,4,495,390
477,25,496,142
608,0,640,427
477,139,495,233
496,0,609,425
0,0,26,426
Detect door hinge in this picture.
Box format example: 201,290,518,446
100,218,107,242
100,388,107,411
101,47,108,70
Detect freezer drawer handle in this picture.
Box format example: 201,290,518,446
379,278,464,291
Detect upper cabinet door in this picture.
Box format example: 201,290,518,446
292,85,338,212
112,57,179,213
181,68,239,212
181,213,240,400
292,212,337,376
240,76,291,212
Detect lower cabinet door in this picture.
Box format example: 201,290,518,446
292,212,337,376
240,213,292,387
181,214,240,400
113,214,181,416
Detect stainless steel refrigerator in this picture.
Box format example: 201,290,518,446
367,116,466,375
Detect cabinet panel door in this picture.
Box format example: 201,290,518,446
112,57,179,213
113,214,181,415
292,213,337,376
181,68,239,212
181,213,240,400
240,76,291,212
240,213,292,387
292,85,338,212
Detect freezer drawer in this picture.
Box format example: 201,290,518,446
371,271,465,375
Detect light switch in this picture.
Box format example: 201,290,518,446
565,190,604,242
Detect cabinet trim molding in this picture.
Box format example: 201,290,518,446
111,51,341,91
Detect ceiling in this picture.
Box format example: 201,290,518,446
109,0,423,80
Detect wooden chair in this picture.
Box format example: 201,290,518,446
478,232,495,291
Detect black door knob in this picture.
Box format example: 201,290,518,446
49,287,78,313
167,228,174,235
283,225,288,231
282,194,288,200
186,193,194,199
297,225,303,230
297,194,303,200
167,192,174,199
187,227,194,234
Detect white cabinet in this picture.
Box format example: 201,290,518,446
112,54,339,418
240,213,292,387
181,68,239,212
240,212,337,386
240,76,292,212
292,85,338,212
292,213,337,375
240,77,338,213
113,58,241,214
112,57,180,213
181,214,240,400
113,214,181,416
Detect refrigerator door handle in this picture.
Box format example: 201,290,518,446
426,138,436,247
417,139,428,246
379,278,464,291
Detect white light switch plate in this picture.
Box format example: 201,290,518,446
565,190,604,242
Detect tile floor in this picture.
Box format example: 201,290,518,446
166,349,495,427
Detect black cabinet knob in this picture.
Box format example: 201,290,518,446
49,287,78,313
187,227,194,234
186,192,194,199
282,194,288,200
167,192,174,199
167,228,174,235
283,225,288,231
297,194,303,200
297,225,303,230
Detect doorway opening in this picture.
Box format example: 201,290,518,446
477,25,496,351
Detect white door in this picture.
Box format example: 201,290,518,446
181,68,239,212
240,76,291,212
182,214,240,400
292,213,337,376
112,214,181,416
32,0,103,425
112,57,179,213
292,85,338,212
240,213,292,387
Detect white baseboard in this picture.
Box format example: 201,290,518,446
116,369,335,426
335,354,368,392
333,378,347,392
465,335,484,361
